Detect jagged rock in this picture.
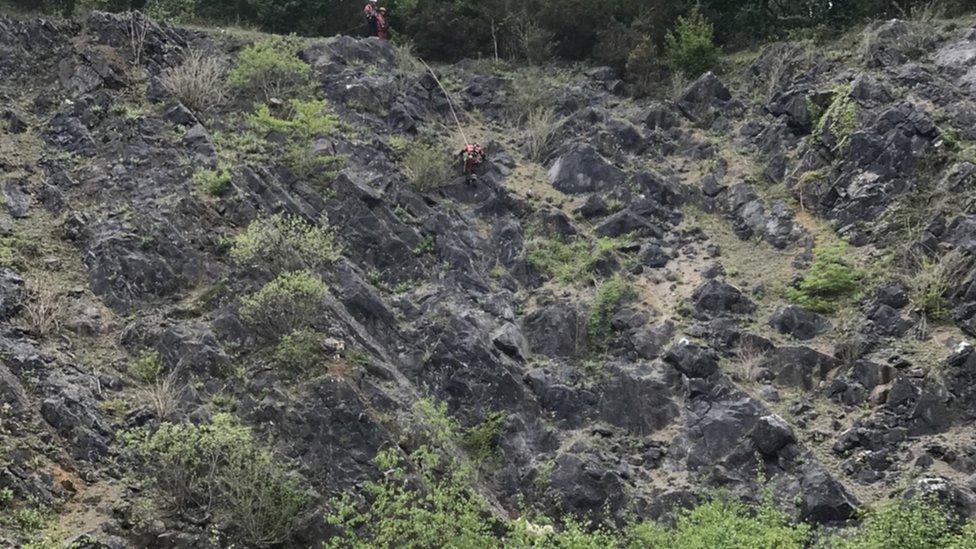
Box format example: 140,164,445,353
751,414,796,455
866,304,913,337
547,145,624,194
2,109,27,133
637,241,669,268
574,194,608,219
599,363,679,433
676,72,733,123
523,301,586,358
663,342,719,379
39,373,111,462
691,280,755,319
641,101,680,130
594,209,660,238
905,477,976,516
875,282,909,309
492,323,529,361
0,268,24,320
2,181,30,218
164,103,198,126
549,448,626,516
769,306,830,340
0,364,29,416
760,347,837,390
631,321,675,359
798,463,858,522
767,89,813,133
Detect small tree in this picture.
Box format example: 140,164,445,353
228,36,313,104
239,270,329,340
663,6,720,77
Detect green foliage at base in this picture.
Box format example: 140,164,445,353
785,242,862,313
401,141,454,191
123,413,311,547
831,496,976,549
663,7,719,77
815,87,858,146
228,35,313,104
460,411,507,464
239,270,329,339
192,166,232,196
247,99,344,180
587,275,634,351
325,447,500,549
230,214,341,274
130,349,164,383
527,236,631,285
273,328,328,371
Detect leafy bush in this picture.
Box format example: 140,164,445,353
831,496,974,549
527,236,628,285
161,49,227,113
786,242,863,313
230,214,340,274
587,275,634,351
123,414,311,546
273,328,327,371
325,447,500,549
228,35,313,104
814,86,858,147
247,99,339,138
193,166,232,196
663,7,720,77
130,349,164,383
460,412,506,464
247,99,344,179
239,270,329,340
401,141,454,191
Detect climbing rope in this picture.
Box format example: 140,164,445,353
417,57,470,147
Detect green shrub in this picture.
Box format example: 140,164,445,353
228,35,313,104
193,166,232,196
248,99,339,138
239,270,329,340
273,328,327,371
325,447,500,549
663,7,719,77
402,141,454,191
247,99,343,179
587,275,634,351
123,413,311,546
815,87,858,146
830,496,971,549
460,412,506,464
230,214,341,274
130,349,164,383
785,242,863,313
527,236,628,285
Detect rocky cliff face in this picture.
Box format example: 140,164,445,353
3,9,976,547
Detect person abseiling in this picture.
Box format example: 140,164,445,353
460,143,486,177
